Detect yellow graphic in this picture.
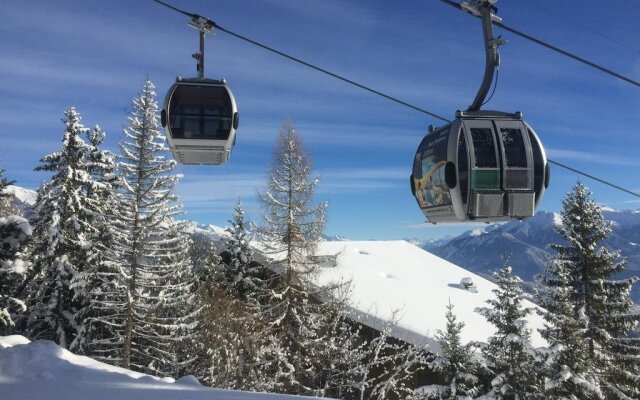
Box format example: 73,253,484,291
414,160,450,208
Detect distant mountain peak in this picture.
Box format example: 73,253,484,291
423,210,640,302
321,234,349,241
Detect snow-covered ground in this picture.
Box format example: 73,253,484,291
311,240,547,350
0,336,325,400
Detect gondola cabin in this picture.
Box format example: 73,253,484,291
410,111,549,223
161,77,239,165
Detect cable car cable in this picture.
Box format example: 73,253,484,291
548,160,640,199
150,0,640,199
152,0,193,17
151,0,450,123
438,0,640,89
520,3,640,54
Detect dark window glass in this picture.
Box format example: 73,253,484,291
500,128,527,168
471,128,497,168
183,105,200,115
457,131,468,205
203,105,221,115
203,117,218,138
168,84,233,140
506,170,529,189
183,117,199,138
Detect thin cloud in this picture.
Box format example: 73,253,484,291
1,55,134,90
259,0,379,30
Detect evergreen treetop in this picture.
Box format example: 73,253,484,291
543,182,640,399
23,107,104,351
476,261,543,399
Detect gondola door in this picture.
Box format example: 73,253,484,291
462,119,503,218
495,120,536,217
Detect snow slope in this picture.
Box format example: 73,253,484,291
311,241,547,351
0,336,326,400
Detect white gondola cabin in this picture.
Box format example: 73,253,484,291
161,77,239,165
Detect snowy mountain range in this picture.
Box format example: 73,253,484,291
3,185,37,218
423,210,640,302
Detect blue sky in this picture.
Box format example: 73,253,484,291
1,0,639,240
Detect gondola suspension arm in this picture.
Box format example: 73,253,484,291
464,0,506,111
189,16,214,78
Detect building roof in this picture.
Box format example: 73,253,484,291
311,240,547,351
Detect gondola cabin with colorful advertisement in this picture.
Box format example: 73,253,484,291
410,110,549,223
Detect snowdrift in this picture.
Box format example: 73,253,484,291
0,336,325,400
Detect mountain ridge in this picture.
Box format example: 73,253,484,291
423,210,640,302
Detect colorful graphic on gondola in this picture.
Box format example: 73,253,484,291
413,129,452,209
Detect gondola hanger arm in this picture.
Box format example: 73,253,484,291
460,0,501,23
467,0,504,112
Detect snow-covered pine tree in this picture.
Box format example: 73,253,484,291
189,227,218,284
191,243,264,390
0,170,31,332
154,221,199,377
103,79,194,376
546,182,640,399
419,302,482,399
200,241,225,289
255,120,334,395
73,124,122,358
538,253,605,399
475,262,544,399
220,200,263,300
21,107,105,352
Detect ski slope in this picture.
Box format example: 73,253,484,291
311,240,548,350
0,336,325,400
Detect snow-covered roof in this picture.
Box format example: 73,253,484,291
0,336,326,400
310,240,547,351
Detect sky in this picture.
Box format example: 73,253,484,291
1,0,639,240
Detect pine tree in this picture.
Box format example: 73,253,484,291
22,107,105,352
538,255,605,399
420,302,482,399
192,244,264,390
154,221,199,377
72,124,121,357
188,203,272,390
255,120,334,395
0,170,31,332
103,79,195,376
219,200,263,300
543,182,640,399
476,262,543,399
